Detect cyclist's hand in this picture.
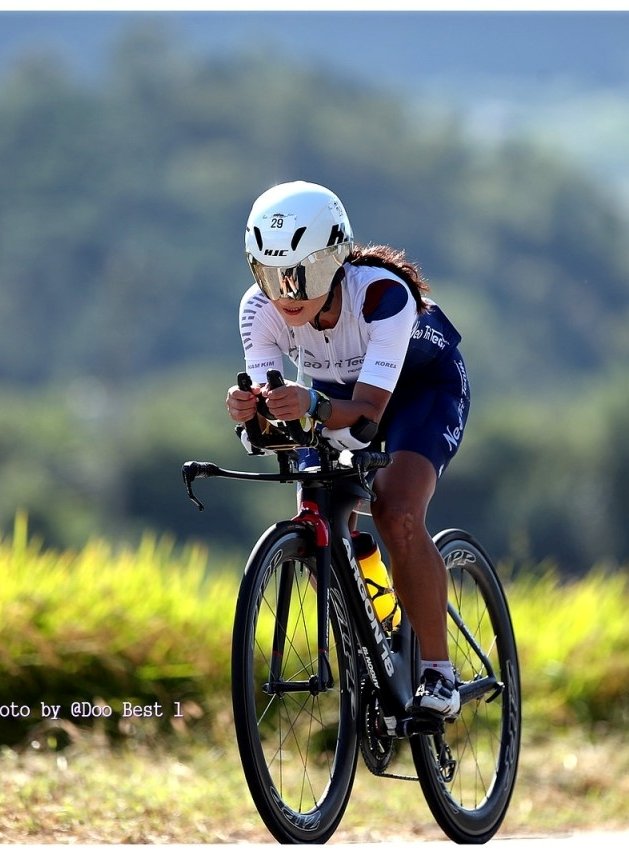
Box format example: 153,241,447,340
263,381,310,422
226,383,260,423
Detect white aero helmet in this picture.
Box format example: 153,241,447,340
245,180,353,301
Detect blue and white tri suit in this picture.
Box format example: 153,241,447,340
239,262,470,477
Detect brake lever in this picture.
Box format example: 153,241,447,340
181,461,205,511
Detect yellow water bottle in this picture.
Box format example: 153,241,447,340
351,531,401,632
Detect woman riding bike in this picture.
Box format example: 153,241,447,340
226,180,470,724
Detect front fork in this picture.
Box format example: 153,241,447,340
264,501,334,698
294,500,334,691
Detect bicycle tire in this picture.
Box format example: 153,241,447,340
410,528,521,843
231,521,360,843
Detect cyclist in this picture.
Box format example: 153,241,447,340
226,180,470,722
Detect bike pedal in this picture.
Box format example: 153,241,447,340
399,712,445,737
415,713,445,735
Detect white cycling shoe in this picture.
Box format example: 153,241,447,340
405,668,461,721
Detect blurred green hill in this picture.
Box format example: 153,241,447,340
1,20,628,572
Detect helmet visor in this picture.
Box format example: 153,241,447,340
248,244,349,301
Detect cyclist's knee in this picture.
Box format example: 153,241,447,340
373,501,427,554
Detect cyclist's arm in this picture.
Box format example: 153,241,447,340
262,380,390,429
321,381,390,430
239,285,286,381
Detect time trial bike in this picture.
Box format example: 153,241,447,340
182,369,521,844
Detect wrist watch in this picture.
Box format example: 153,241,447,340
309,390,332,424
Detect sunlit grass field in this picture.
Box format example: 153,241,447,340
1,513,628,842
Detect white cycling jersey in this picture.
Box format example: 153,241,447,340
239,263,419,392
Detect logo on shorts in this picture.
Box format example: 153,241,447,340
443,362,469,452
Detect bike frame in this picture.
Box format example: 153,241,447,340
292,478,503,731
293,475,417,724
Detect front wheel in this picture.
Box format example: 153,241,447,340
231,522,360,843
411,529,521,843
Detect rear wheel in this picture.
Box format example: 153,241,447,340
231,522,360,843
411,529,521,843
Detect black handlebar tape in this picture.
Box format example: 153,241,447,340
352,450,391,470
367,451,391,469
182,461,220,480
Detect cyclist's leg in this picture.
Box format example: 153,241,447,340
371,359,470,716
371,451,460,718
372,451,445,658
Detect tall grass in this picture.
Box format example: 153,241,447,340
507,565,629,728
0,513,237,745
1,513,627,748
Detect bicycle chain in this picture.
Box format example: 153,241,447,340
371,770,419,781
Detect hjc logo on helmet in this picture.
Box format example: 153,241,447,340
264,249,288,256
327,224,347,246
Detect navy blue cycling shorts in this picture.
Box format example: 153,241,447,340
313,349,470,479
379,351,470,478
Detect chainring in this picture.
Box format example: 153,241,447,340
359,684,396,775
